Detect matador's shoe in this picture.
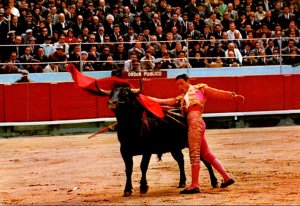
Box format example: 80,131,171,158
220,179,235,188
180,187,200,194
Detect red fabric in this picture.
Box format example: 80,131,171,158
66,64,164,118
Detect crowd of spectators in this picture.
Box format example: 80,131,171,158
0,0,300,75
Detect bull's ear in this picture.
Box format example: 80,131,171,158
95,81,111,96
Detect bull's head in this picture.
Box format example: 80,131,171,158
96,80,143,111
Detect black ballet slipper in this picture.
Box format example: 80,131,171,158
220,179,235,188
180,187,200,194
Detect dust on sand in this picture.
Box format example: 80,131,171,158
0,126,299,205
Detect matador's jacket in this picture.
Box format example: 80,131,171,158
177,84,239,165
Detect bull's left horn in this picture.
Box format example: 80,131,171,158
99,88,111,96
130,88,141,94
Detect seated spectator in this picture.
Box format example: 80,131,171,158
41,35,56,57
140,50,155,70
242,51,259,66
43,62,59,73
124,52,138,72
8,52,24,70
160,52,176,69
225,42,243,65
33,47,49,69
19,46,34,68
268,48,282,65
54,33,70,57
190,51,206,68
205,57,224,68
224,50,241,67
128,41,145,59
101,54,120,72
257,50,269,66
80,51,95,71
131,60,142,72
49,45,68,71
283,48,300,66
0,61,20,74
174,50,192,68
87,45,101,70
27,59,44,73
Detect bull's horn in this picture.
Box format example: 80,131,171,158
95,81,111,96
99,88,111,96
130,88,141,94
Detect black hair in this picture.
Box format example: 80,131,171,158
175,74,189,81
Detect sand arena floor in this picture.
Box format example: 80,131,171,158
0,126,300,205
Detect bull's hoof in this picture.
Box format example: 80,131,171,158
177,183,186,188
123,191,132,197
140,185,149,194
211,179,219,188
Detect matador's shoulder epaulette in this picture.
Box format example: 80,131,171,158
194,83,207,89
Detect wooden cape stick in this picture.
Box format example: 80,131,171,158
88,122,118,139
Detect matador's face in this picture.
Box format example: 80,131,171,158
176,78,190,94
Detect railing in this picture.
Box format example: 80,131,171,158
0,37,299,74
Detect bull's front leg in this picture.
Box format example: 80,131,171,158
140,153,151,194
121,150,134,197
171,150,187,188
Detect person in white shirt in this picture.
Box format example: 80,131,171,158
226,22,242,40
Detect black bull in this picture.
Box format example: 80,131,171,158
100,86,218,197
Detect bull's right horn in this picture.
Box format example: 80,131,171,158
130,88,141,94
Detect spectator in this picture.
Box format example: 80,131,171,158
283,48,300,65
268,48,282,65
174,50,191,68
140,50,155,70
227,22,242,40
225,42,243,66
19,46,34,68
54,33,70,57
254,3,266,21
100,54,119,72
185,22,201,40
43,62,59,73
190,51,206,68
33,47,49,69
113,43,128,69
49,45,67,71
41,35,56,57
0,61,20,74
130,60,141,71
278,4,296,30
72,15,86,37
160,52,176,69
27,59,44,73
224,50,241,67
8,51,23,70
242,50,259,66
128,41,145,59
124,52,138,72
28,36,38,55
80,51,94,71
257,49,269,65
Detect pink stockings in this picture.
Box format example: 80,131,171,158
186,111,231,190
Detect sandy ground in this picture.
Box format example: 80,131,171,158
0,126,300,205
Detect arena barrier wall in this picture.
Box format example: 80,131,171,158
1,74,300,123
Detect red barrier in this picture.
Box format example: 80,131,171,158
1,75,300,123
0,85,4,122
283,75,300,109
4,83,52,122
50,82,98,120
237,75,285,112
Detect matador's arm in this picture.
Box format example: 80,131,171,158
202,85,244,102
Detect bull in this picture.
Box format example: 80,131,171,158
97,83,218,197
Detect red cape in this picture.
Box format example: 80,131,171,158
66,64,164,118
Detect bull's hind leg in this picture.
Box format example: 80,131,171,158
171,150,187,188
201,158,218,188
140,153,151,194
